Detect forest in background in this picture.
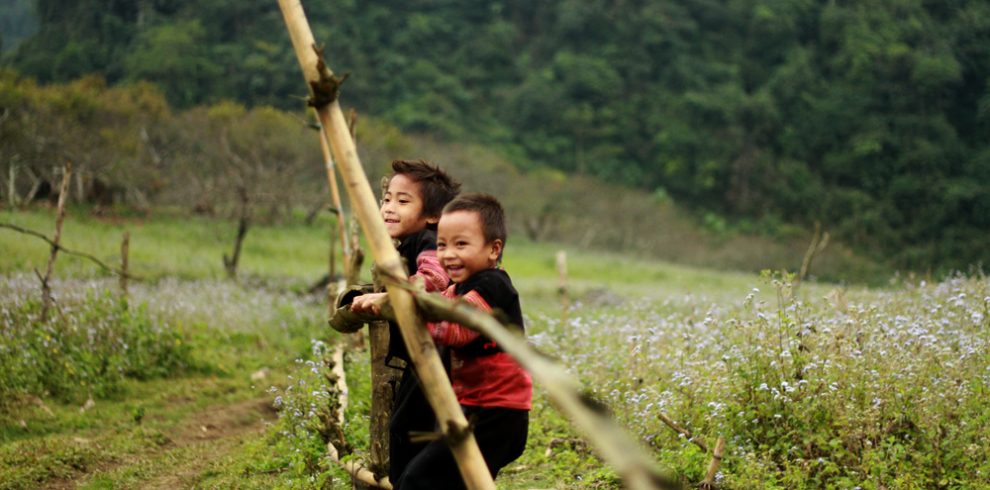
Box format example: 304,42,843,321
2,0,989,272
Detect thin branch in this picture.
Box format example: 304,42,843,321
0,222,142,281
658,412,709,454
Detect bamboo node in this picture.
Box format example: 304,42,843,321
443,418,474,447
307,44,349,108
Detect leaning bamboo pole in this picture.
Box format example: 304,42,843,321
700,437,726,489
276,2,494,488
316,125,352,280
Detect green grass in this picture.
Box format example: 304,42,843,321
1,206,808,304
0,207,341,282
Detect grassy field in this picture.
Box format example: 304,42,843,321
1,207,987,489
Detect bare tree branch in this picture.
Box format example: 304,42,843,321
40,162,73,321
0,222,142,281
658,412,709,454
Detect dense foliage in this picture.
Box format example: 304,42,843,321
4,0,989,270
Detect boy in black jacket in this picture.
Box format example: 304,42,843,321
349,159,460,482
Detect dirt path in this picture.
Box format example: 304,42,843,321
56,397,277,489
139,398,277,489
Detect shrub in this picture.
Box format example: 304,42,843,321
0,276,195,403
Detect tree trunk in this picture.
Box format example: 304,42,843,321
223,186,250,279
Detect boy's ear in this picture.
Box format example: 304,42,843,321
488,239,504,262
426,216,439,225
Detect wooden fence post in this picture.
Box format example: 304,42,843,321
367,319,395,479
7,165,17,207
276,2,494,488
120,231,130,301
557,250,569,325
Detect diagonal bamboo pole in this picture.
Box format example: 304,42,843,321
276,2,494,488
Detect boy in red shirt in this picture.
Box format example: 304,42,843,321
395,193,532,489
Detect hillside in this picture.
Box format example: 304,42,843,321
3,0,989,271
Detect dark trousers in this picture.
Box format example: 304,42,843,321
394,406,529,490
389,368,437,483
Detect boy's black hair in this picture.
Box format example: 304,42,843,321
442,193,507,245
388,159,461,219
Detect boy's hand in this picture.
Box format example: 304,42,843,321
350,292,388,316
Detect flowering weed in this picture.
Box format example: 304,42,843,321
529,274,990,488
0,275,195,403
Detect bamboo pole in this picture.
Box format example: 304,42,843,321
276,3,494,488
326,343,393,489
39,161,72,322
330,343,348,421
346,217,364,286
385,278,681,490
317,123,351,279
700,437,726,489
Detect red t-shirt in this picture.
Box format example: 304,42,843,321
427,271,532,410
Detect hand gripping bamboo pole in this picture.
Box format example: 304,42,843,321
276,2,495,488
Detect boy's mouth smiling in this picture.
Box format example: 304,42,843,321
444,263,465,278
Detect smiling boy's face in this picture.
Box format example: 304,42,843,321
436,210,502,283
381,174,434,239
